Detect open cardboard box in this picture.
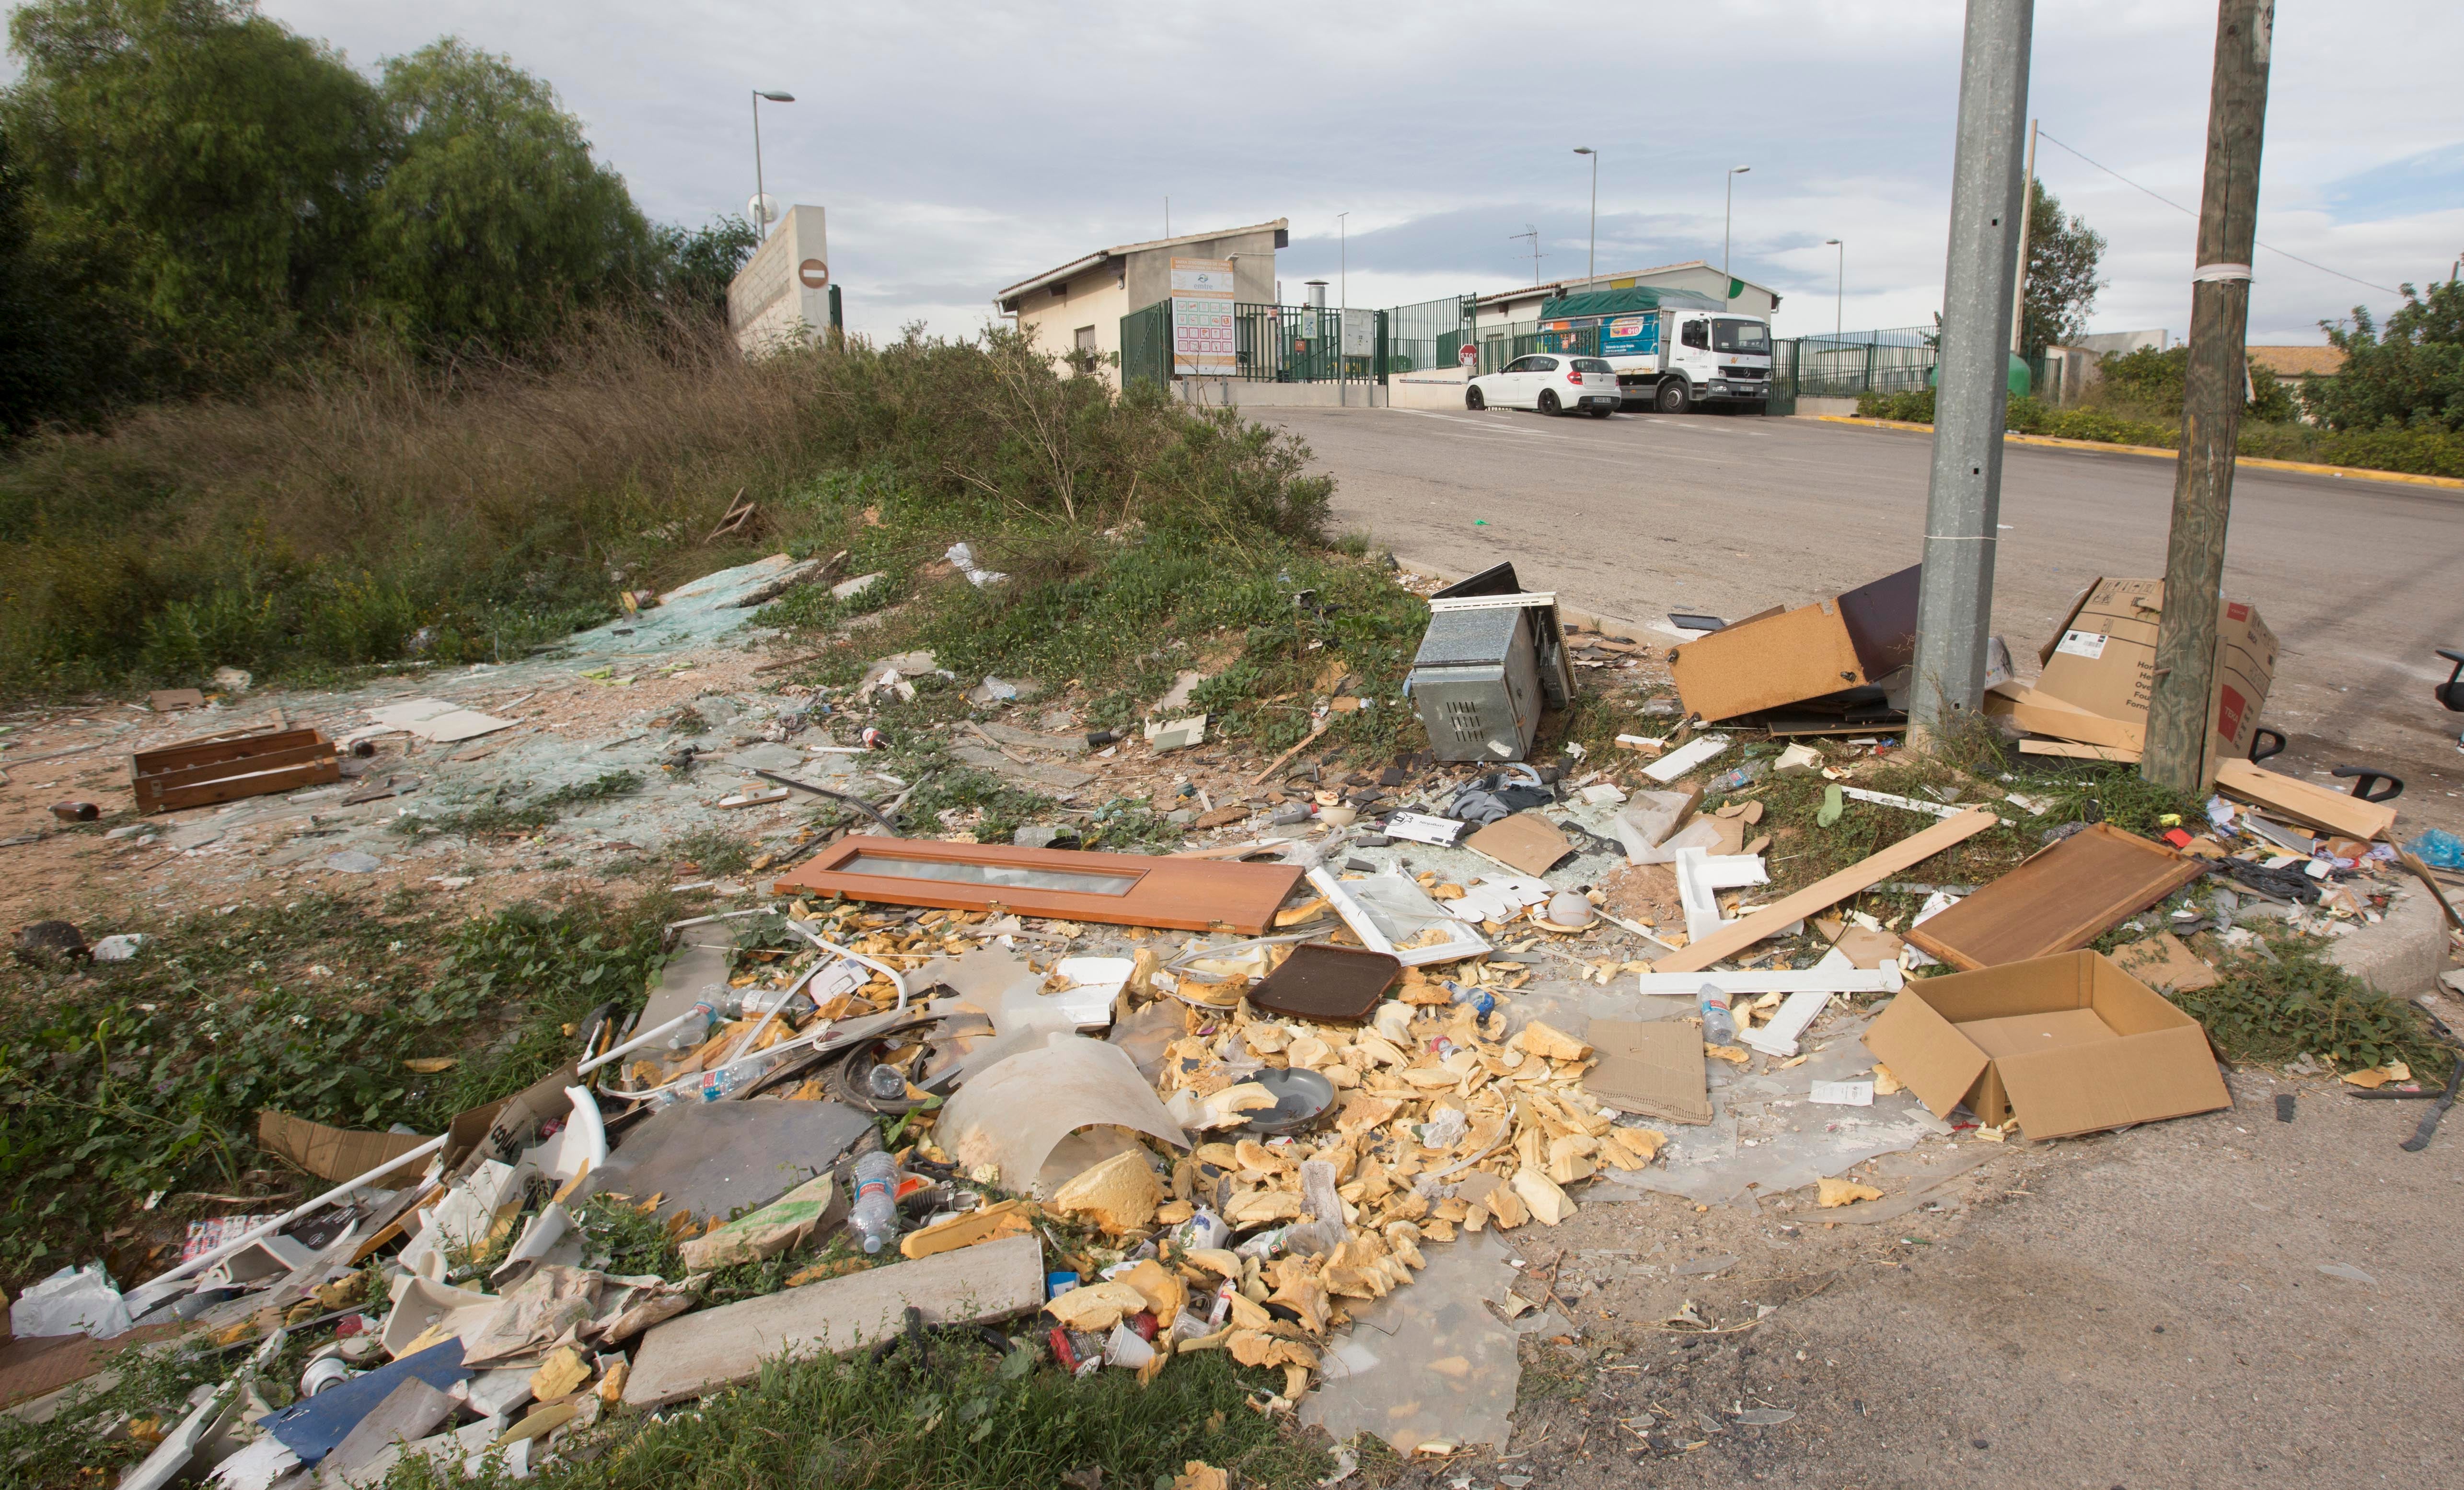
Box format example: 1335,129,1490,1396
1666,565,1919,722
1862,950,2229,1139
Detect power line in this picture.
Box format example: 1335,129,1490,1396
2036,129,2403,298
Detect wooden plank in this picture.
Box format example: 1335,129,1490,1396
1903,823,2204,971
1650,808,2001,974
623,1233,1044,1409
1668,601,1862,722
773,835,1302,935
131,727,326,776
139,740,335,795
2018,737,2140,762
2214,758,2398,842
144,758,340,815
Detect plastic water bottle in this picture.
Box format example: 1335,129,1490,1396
664,1000,717,1051
849,1152,901,1254
1697,984,1736,1045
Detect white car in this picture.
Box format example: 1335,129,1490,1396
1465,354,1621,417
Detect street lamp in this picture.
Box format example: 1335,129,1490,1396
1573,147,1597,289
751,89,794,236
1723,165,1750,301
1825,239,1844,339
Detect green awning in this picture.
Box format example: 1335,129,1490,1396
1537,286,1729,321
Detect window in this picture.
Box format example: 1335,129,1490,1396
1503,357,1534,373
1713,318,1771,354
1051,283,1068,298
1681,319,1710,350
838,852,1138,897
1572,357,1614,372
1530,357,1558,371
1074,326,1098,352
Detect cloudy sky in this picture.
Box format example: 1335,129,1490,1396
91,2,2464,343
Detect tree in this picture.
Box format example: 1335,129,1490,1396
2303,279,2464,432
2019,178,2105,355
646,216,761,321
1,0,385,379
363,39,651,351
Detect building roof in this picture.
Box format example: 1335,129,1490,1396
1477,260,1779,312
995,219,1290,306
2246,345,2345,378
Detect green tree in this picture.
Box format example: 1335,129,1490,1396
647,216,762,320
2019,179,2105,355
1,0,385,380
2303,279,2464,432
363,39,651,350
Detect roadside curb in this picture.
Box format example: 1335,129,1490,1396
2329,883,2451,998
1812,415,2464,491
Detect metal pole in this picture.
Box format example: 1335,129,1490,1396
752,91,766,236
2010,117,2040,355
1724,173,1733,292
2144,0,2273,793
1828,239,1844,338
1909,0,2034,739
1338,211,1349,407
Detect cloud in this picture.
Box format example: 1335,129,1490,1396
187,0,2464,344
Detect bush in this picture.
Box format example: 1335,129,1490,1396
0,317,1335,697
2304,279,2464,433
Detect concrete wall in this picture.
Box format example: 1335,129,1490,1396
1388,368,1472,410
727,205,830,355
1018,276,1131,388
1173,379,1385,409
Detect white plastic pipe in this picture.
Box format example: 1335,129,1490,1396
126,1133,447,1312
577,1005,709,1075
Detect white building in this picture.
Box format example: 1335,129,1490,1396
1474,259,1782,333
995,219,1287,386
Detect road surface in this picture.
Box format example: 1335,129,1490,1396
1262,405,2464,835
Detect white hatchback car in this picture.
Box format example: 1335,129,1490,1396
1466,354,1621,417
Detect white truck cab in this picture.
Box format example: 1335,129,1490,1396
1527,289,1773,414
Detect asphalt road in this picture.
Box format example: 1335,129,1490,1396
1263,405,2464,835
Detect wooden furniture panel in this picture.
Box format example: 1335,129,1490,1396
1905,823,2203,972
772,835,1304,934
132,728,339,814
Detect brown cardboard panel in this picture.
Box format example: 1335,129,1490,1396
1958,1008,2117,1060
2023,578,2275,788
2109,933,2221,994
1897,952,2088,1024
1582,1019,1713,1125
1464,813,1574,878
2214,758,2398,842
1987,684,2144,751
1651,808,2001,974
1859,993,1990,1121
257,1111,435,1187
1904,824,2203,971
774,836,1303,935
2018,738,2140,763
1993,1024,2228,1139
1667,601,1864,722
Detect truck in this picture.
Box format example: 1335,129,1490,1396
1529,287,1774,414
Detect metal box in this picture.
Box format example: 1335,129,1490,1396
1410,604,1543,761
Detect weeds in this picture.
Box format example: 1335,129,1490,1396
0,893,668,1287
2173,932,2456,1077
667,826,755,876
393,769,642,838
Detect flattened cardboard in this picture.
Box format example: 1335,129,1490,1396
2111,932,2221,993
1861,950,2229,1139
1582,1019,1713,1125
2027,579,2276,789
1464,813,1574,878
257,1111,436,1187
2214,758,2398,842
1904,823,2203,971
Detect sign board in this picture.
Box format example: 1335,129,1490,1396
1341,307,1376,359
1458,342,1478,369
1170,256,1237,377
726,205,831,355
1601,313,1661,359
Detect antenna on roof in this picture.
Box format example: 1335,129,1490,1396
1509,225,1544,286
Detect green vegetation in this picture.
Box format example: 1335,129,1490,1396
2306,278,2464,434
2175,933,2455,1078
0,891,668,1284
2018,178,2106,357
393,768,643,838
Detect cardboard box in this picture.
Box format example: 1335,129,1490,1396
1861,950,2229,1139
2027,578,2276,788
1668,565,1920,722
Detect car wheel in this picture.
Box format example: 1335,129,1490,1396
1538,390,1561,415
1654,380,1689,414
1465,386,1485,410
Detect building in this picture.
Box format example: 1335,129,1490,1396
2071,328,2171,357
2245,344,2344,388
1475,260,1782,332
995,219,1288,386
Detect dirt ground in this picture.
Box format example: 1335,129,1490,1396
1377,1051,2464,1490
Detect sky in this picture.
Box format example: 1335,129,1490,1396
21,0,2462,345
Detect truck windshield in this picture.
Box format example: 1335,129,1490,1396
1713,319,1770,355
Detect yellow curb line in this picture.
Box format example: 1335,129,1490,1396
1811,414,2464,490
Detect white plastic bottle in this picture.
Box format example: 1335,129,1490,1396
849,1152,901,1254
1698,983,1737,1045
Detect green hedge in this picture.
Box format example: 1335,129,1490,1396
1852,389,2464,479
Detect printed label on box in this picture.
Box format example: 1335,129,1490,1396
2055,630,2108,659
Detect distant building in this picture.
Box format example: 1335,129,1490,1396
727,205,833,355
995,219,1288,387
2245,345,2345,386
2071,328,2171,357
1476,260,1783,331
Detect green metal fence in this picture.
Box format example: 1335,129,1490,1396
1470,320,1610,375
1122,300,1171,391
1777,325,1940,400
1383,294,1477,375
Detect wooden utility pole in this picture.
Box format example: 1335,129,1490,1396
2143,0,2273,793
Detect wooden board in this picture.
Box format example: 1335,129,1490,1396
132,728,338,814
1650,808,2001,974
1904,823,2203,971
623,1233,1044,1409
2018,737,2140,763
2214,758,2398,842
1668,602,1863,722
772,835,1304,935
